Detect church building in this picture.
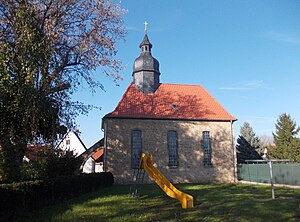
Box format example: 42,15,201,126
102,32,237,184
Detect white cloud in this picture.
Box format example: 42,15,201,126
265,31,300,45
127,26,141,32
220,80,271,91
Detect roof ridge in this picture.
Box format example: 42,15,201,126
160,83,202,87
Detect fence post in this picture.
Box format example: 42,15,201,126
268,161,275,199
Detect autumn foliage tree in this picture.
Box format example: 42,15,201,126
0,0,126,182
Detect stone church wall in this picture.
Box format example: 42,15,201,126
103,118,236,184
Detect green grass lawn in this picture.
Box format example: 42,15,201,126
22,183,300,222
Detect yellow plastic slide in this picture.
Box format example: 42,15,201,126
139,153,194,209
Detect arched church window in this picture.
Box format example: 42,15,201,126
131,130,142,169
168,131,179,168
202,131,212,167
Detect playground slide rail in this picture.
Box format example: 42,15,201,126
140,153,194,209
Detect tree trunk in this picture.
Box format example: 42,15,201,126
0,137,26,183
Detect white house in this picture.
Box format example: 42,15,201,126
56,130,87,156
56,130,103,173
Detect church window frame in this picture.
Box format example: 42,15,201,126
167,131,179,168
131,129,142,169
202,131,212,167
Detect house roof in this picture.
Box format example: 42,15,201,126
55,130,87,150
92,148,104,162
104,83,237,121
78,138,104,161
25,145,49,161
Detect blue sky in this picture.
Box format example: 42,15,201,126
74,0,300,147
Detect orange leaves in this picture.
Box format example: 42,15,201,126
0,0,127,143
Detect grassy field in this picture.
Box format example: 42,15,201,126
22,183,300,222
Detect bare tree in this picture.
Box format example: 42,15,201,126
259,135,274,148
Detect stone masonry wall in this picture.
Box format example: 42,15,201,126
103,118,236,184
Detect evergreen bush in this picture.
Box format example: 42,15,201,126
0,172,114,221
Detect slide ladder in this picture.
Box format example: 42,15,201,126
129,168,145,197
139,153,194,209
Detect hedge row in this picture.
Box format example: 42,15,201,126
0,172,114,221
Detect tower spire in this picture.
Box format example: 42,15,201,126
132,25,160,94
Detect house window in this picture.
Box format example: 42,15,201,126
131,130,142,169
168,131,179,168
202,131,212,167
66,139,70,145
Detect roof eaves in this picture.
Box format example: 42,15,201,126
103,115,237,122
74,132,87,150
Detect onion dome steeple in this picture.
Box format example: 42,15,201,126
133,22,160,94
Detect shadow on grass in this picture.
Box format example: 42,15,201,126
21,183,300,222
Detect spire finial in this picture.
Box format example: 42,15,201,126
144,21,148,34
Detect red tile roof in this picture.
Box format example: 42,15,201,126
105,83,236,121
92,148,104,161
25,145,49,161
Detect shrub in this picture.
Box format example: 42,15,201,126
22,148,82,180
0,172,114,221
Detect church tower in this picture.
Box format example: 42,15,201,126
133,24,160,94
